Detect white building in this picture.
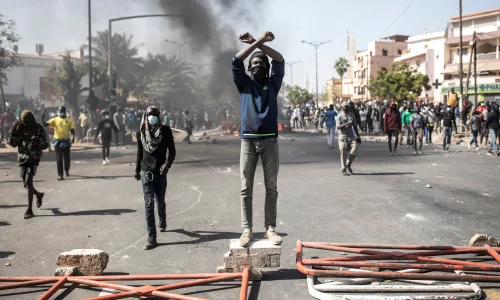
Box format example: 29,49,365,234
3,50,89,108
394,31,446,103
441,8,500,105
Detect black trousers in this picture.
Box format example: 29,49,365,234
55,147,70,176
115,125,125,146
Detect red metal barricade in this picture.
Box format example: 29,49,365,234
0,268,249,300
296,240,500,282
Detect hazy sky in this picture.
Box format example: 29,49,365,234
3,0,500,94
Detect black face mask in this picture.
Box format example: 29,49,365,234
250,66,267,83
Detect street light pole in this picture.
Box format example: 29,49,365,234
88,0,92,92
193,63,209,88
459,0,464,126
302,40,331,105
165,40,192,61
285,60,301,86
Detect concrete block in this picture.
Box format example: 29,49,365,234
217,239,281,280
56,249,109,276
469,234,499,247
54,267,80,276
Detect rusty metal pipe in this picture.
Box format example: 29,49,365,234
68,278,133,292
155,273,242,291
0,279,58,290
485,245,500,264
305,242,500,251
239,268,249,300
38,276,68,300
151,290,209,300
83,290,140,300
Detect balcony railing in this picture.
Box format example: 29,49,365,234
477,52,497,60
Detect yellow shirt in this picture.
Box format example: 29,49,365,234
78,113,89,127
448,93,457,108
48,117,74,140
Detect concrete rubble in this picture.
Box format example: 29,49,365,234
217,239,281,280
56,249,109,276
469,234,499,247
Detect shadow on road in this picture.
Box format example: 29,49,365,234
0,204,27,209
64,175,131,181
0,180,45,184
38,208,136,216
0,251,15,258
354,172,415,176
158,229,288,247
0,220,11,226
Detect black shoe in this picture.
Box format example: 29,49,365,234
24,209,34,219
341,169,349,176
65,172,70,177
36,192,44,208
346,165,354,175
159,221,167,232
143,236,158,250
57,176,64,181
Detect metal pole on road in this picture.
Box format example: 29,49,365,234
459,0,464,126
302,40,331,105
286,60,301,86
88,0,92,92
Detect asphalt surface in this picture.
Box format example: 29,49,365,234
1,132,500,299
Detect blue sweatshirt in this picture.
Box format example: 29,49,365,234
232,56,285,139
324,110,338,128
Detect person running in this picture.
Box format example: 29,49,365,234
7,110,49,219
410,107,425,154
233,31,284,247
486,104,499,156
182,110,194,144
78,109,89,142
95,110,119,165
384,102,401,155
134,106,176,250
401,106,413,147
42,106,75,181
441,105,457,151
336,102,361,176
467,110,481,150
324,104,337,149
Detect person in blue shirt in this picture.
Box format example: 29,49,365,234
232,31,284,247
324,104,338,149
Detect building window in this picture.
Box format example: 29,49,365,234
398,49,402,55
354,87,358,94
461,48,468,56
382,49,388,56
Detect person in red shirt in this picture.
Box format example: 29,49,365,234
384,102,402,155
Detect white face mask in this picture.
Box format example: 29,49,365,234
104,115,110,119
148,115,159,126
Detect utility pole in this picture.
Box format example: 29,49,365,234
193,63,209,88
459,0,464,126
88,0,92,93
473,31,477,107
165,39,191,61
302,40,331,104
286,60,301,86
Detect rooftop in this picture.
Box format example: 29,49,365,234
406,31,445,43
381,35,410,42
450,8,500,22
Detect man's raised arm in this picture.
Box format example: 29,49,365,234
236,32,275,61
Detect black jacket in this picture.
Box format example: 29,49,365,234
486,110,499,130
136,126,176,175
441,111,457,129
95,119,119,141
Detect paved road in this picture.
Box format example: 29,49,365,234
1,132,499,299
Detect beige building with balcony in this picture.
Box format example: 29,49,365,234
351,35,408,101
441,8,500,105
325,78,342,103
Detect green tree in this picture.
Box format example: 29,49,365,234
0,14,21,108
43,54,106,121
334,57,349,98
287,85,312,105
368,62,431,103
89,30,144,102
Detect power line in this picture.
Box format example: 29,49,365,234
378,0,417,38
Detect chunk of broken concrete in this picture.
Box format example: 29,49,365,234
56,249,109,276
426,184,432,188
55,267,79,276
202,132,207,137
469,234,499,247
205,136,211,140
210,139,217,144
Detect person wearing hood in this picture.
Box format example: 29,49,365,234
486,104,499,156
42,106,75,181
7,110,49,219
95,110,119,165
425,106,437,145
384,102,401,155
336,102,361,176
135,106,176,250
410,107,425,154
233,31,284,247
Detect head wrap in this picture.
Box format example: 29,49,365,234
140,106,162,153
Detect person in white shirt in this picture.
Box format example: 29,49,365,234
293,106,301,129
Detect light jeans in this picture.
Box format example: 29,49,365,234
327,126,336,147
488,129,499,153
442,127,453,149
338,139,358,170
240,138,279,229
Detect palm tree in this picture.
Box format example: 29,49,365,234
334,57,350,99
88,30,144,102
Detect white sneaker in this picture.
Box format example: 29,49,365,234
418,151,423,154
476,147,481,151
468,143,471,149
105,157,110,163
102,160,108,165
